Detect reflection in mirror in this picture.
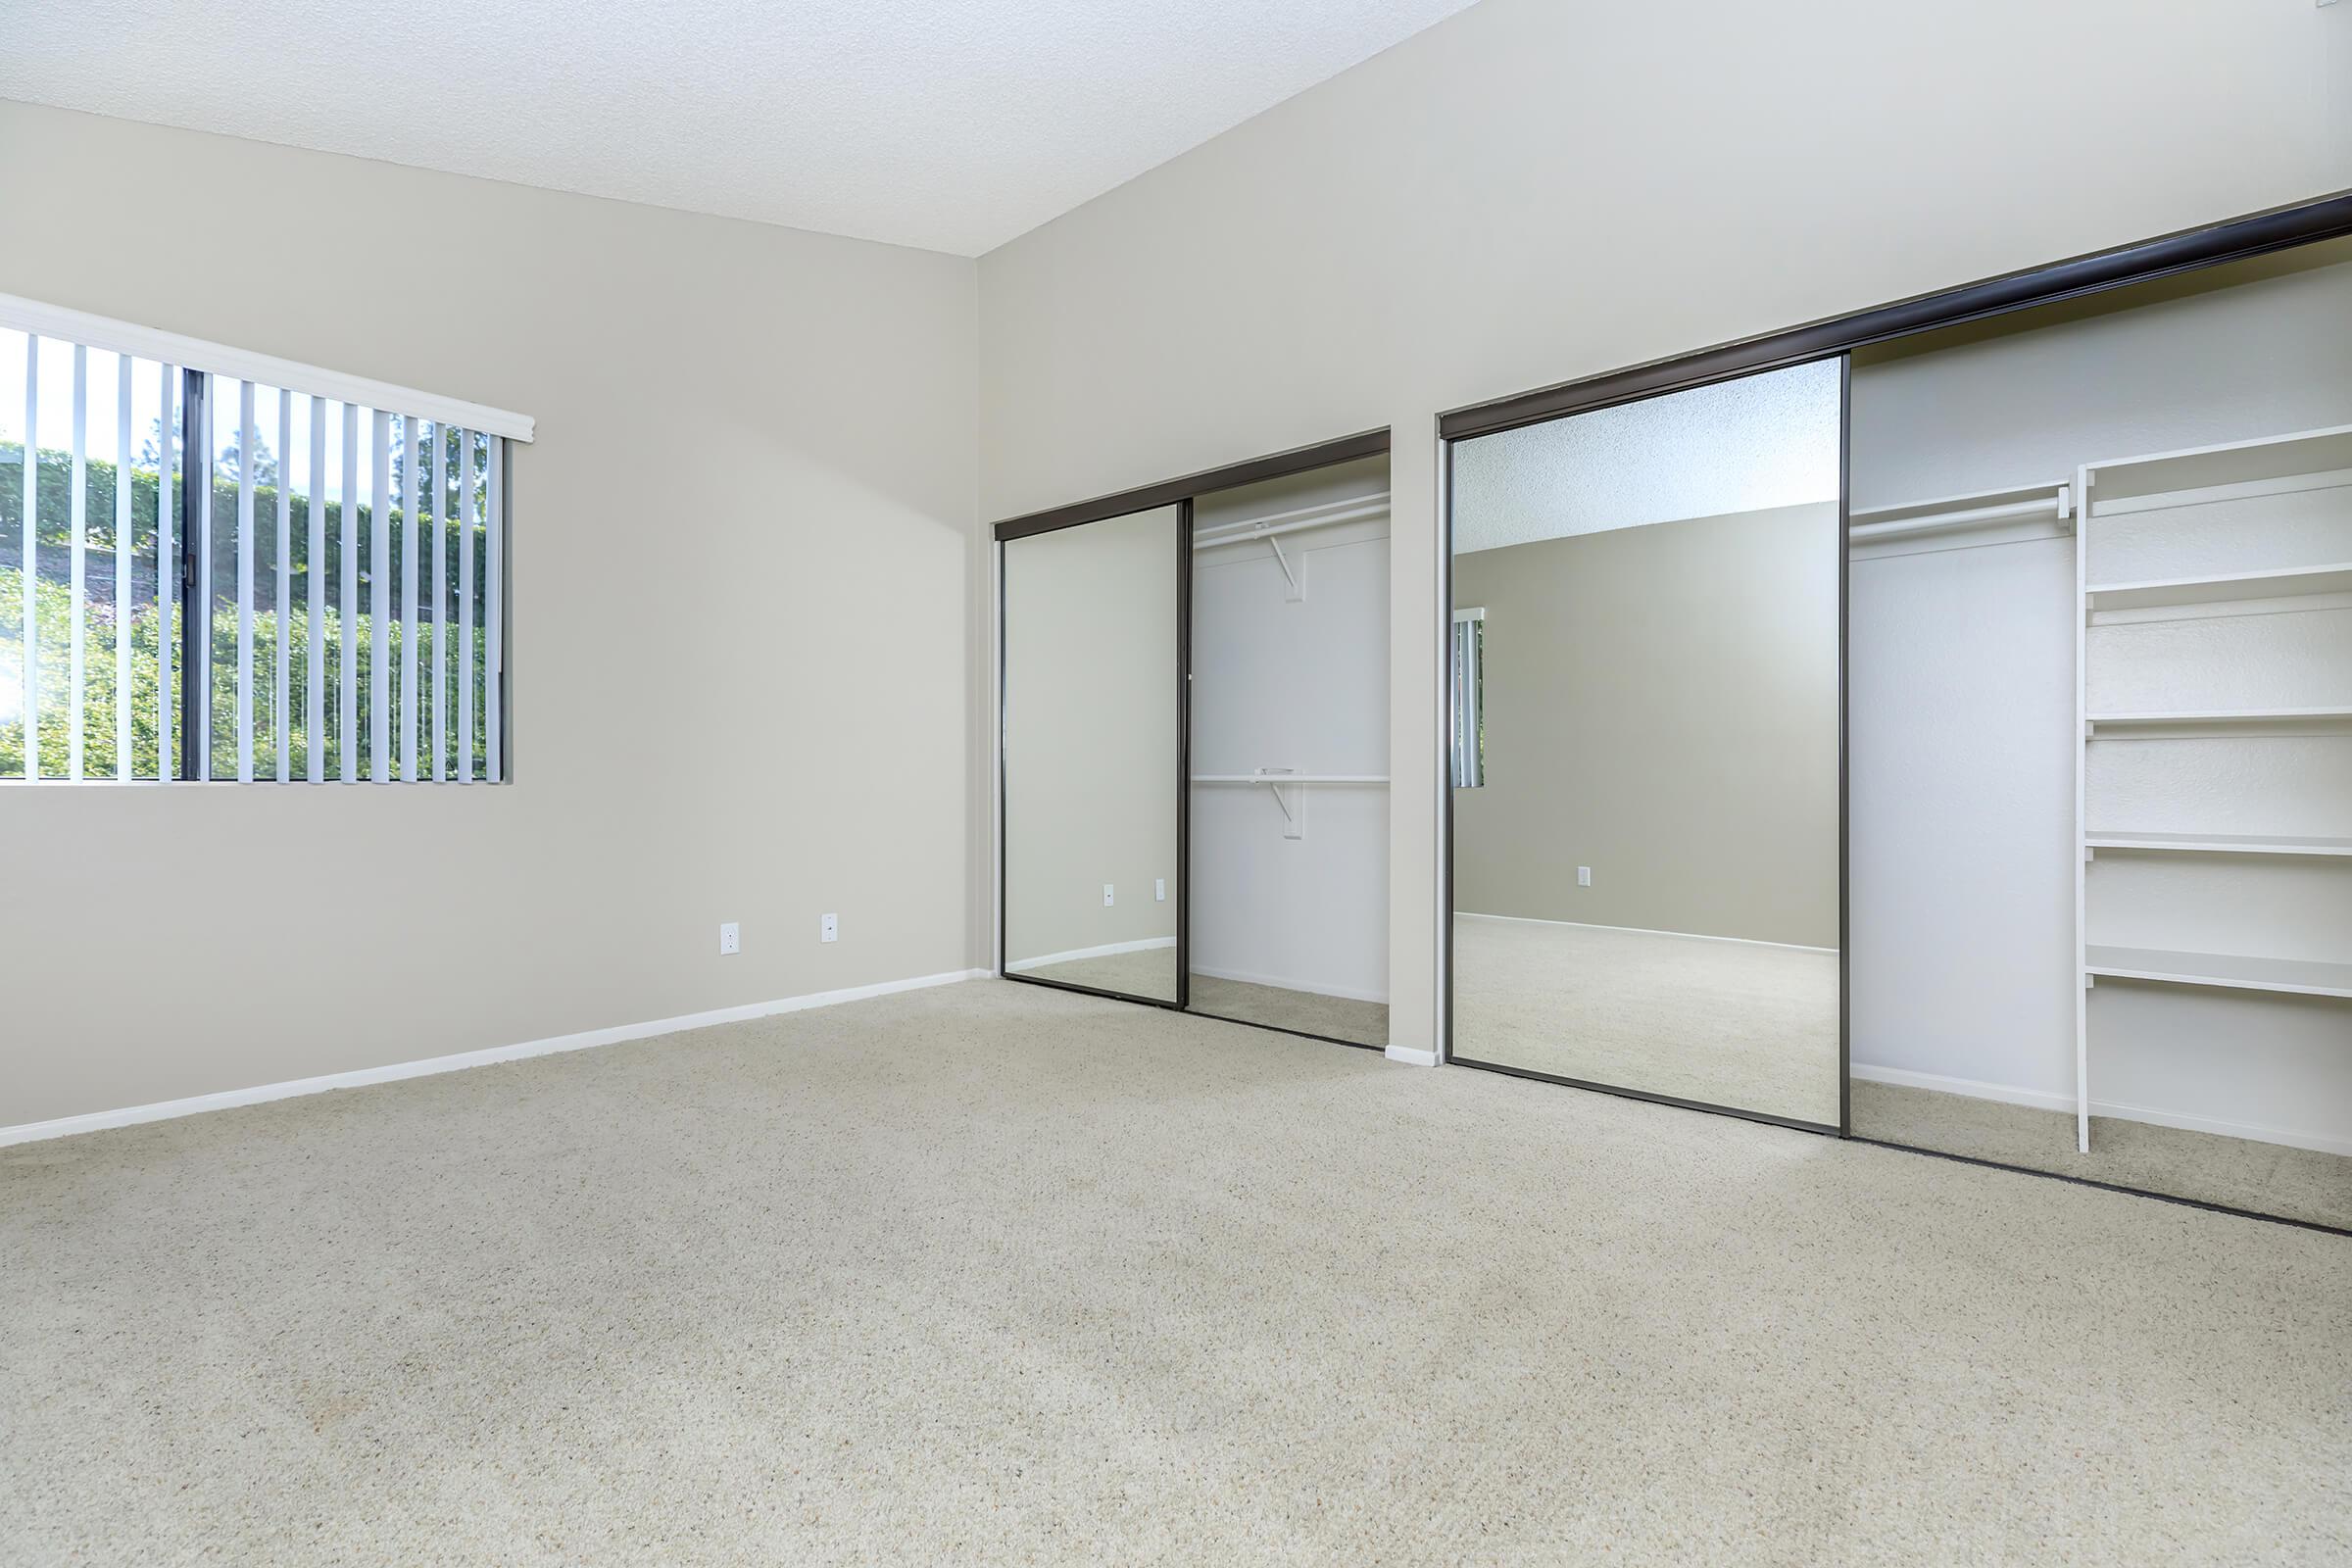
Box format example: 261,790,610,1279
1003,505,1181,1004
1448,359,1843,1125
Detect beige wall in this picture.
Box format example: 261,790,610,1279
1452,504,1839,949
0,101,980,1127
1003,506,1179,978
977,0,2350,1054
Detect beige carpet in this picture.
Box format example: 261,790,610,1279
1854,1079,2352,1231
1016,948,1388,1046
1453,915,1841,1126
6,979,2349,1565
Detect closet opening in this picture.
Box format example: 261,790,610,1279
993,429,1393,1049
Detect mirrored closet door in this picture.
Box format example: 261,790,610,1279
1002,504,1185,1004
1446,359,1846,1129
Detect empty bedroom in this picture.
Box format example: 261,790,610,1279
3,0,2347,1563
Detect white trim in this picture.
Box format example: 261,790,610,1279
0,291,535,443
1188,961,1389,1004
0,968,991,1148
1849,1062,2076,1114
1004,935,1176,971
1455,910,1838,956
1386,1045,1439,1067
1850,1062,2352,1157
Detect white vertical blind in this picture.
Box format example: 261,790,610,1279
236,379,255,783
305,395,324,783
114,356,132,778
156,362,174,780
430,426,446,783
17,337,33,780
3,339,512,785
274,390,291,782
338,402,358,782
457,427,475,783
401,417,420,782
193,368,212,770
486,434,502,783
369,409,390,782
68,344,86,780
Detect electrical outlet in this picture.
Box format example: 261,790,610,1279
1577,866,1592,887
1155,878,1166,903
820,912,839,944
1102,884,1115,907
718,922,740,956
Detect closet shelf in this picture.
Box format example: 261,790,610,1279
2084,706,2352,734
2084,831,2352,858
1190,773,1388,783
2084,946,2352,1000
2085,563,2352,612
2082,424,2352,517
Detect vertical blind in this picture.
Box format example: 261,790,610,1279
2,311,524,784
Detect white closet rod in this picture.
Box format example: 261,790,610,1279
1847,490,2067,542
1194,492,1391,549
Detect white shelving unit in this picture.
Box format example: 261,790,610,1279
2074,423,2352,1152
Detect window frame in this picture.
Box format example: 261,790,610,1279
1,293,530,785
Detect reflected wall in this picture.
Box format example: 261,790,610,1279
1003,505,1182,1003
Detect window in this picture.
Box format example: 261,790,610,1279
1450,607,1484,788
1,299,527,782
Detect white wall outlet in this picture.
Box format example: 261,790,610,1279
820,912,839,944
1102,884,1115,907
1577,866,1592,887
1155,878,1166,903
718,921,740,956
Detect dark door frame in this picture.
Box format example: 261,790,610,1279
994,427,1393,1025
1441,353,1851,1137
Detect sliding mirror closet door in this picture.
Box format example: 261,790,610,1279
1002,505,1184,1004
1848,237,2352,1227
1448,359,1845,1127
1189,455,1391,1047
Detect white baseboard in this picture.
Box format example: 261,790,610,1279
1455,910,1837,956
1386,1045,1439,1067
0,968,992,1149
1850,1061,2352,1157
1004,936,1176,971
1849,1062,2077,1114
1188,961,1389,1004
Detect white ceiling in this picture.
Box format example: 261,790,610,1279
1,0,1481,258
1451,362,1845,555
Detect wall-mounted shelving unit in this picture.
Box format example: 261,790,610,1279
2074,423,2352,1152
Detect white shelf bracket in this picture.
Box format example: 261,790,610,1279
1265,536,1303,601
1254,768,1305,838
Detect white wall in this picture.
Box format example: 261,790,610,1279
1190,459,1391,1003
1848,243,2352,1149
0,101,980,1129
977,0,2352,1056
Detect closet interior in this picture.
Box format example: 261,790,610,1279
996,440,1392,1049
1847,238,2352,1226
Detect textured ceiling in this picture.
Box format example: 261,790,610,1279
1451,362,1844,556
0,0,1481,257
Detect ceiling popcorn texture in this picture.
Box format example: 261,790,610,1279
1451,362,1846,555
0,0,1481,257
